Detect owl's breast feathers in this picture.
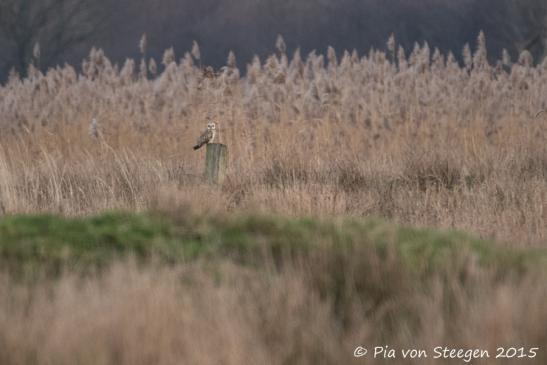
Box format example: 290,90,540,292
193,129,214,150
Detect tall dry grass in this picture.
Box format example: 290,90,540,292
0,34,545,245
0,255,546,365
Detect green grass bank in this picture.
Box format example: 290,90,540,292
0,212,545,278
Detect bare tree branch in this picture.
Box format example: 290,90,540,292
0,0,109,75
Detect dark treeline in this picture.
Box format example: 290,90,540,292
0,0,546,80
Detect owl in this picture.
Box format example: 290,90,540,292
193,122,216,150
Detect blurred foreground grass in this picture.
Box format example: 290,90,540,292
1,212,546,364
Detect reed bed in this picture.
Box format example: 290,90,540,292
0,34,545,245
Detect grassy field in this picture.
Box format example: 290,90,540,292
0,35,545,245
0,34,546,364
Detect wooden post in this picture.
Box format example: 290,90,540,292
204,143,228,184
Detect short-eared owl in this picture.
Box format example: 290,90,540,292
193,122,216,150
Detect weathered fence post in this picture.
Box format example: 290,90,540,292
205,143,228,184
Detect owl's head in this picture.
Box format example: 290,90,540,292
207,122,216,130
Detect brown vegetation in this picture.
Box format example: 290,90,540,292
0,255,546,365
0,35,545,245
0,35,546,364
